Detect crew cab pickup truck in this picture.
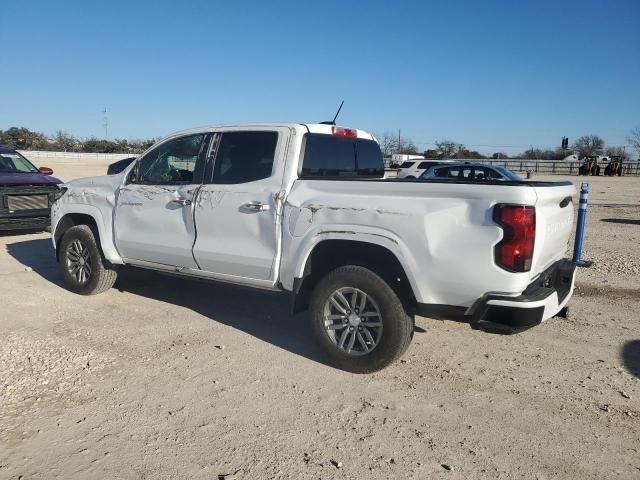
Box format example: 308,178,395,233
51,123,577,373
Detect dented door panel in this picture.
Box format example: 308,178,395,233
114,184,200,268
193,186,277,279
192,127,292,282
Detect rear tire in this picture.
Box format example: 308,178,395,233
59,225,117,295
309,265,414,373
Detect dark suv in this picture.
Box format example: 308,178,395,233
0,145,62,231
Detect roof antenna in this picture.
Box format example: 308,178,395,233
320,100,344,125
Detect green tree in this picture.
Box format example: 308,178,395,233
0,127,49,150
454,146,484,159
423,149,439,158
82,137,120,153
434,140,459,158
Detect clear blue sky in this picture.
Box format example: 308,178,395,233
1,0,638,155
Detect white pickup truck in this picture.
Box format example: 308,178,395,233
51,123,577,373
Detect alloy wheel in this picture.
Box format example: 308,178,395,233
322,287,383,356
66,239,92,284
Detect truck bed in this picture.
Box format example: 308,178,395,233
282,178,575,308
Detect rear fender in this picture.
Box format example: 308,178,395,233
286,226,423,303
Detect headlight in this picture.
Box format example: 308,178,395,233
53,187,68,202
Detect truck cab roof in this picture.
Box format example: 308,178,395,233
161,123,376,142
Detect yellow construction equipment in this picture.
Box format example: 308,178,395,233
604,156,625,176
578,157,600,176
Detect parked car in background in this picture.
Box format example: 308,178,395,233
419,162,522,181
52,123,577,373
396,159,453,179
0,145,63,231
107,157,137,175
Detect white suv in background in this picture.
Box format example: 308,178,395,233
396,159,453,179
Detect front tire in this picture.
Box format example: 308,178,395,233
309,265,414,373
59,225,117,295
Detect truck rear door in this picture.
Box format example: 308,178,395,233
192,127,291,284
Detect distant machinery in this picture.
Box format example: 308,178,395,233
578,156,601,176
603,156,625,176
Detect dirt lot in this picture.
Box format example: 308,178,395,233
1,161,639,479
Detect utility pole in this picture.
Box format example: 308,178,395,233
102,107,108,139
397,129,401,154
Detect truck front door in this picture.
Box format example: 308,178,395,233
114,133,210,268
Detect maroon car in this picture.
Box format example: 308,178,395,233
0,145,62,231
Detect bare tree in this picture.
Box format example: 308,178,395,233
398,137,419,155
605,146,628,160
627,127,640,158
375,132,419,156
53,131,77,152
573,135,605,158
375,132,397,157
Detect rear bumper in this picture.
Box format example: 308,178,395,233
467,259,576,332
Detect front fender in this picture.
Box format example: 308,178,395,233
52,201,123,265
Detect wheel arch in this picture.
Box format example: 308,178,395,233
54,208,121,264
291,238,418,315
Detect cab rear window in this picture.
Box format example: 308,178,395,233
301,134,384,178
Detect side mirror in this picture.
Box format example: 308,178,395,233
127,160,140,184
38,166,54,175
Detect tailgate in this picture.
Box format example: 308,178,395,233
531,183,576,276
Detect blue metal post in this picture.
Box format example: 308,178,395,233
572,182,589,264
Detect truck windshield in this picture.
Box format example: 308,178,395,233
0,152,38,173
301,134,384,178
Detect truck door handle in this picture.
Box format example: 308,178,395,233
241,201,270,212
170,198,192,206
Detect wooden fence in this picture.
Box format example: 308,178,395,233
485,159,640,176
386,158,640,176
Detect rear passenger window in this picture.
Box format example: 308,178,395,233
447,167,461,178
356,140,384,175
212,131,278,184
434,167,448,178
418,161,436,169
301,134,384,178
473,167,495,180
399,161,415,169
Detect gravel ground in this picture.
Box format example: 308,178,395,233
1,164,639,479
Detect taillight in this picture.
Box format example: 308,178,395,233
494,205,535,272
332,126,358,138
